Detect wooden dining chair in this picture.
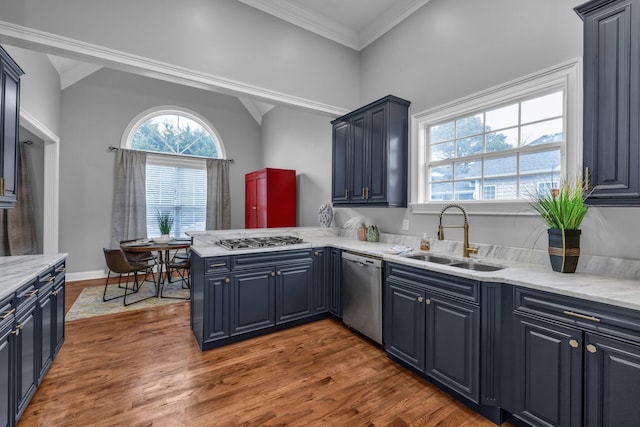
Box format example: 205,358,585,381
103,248,156,306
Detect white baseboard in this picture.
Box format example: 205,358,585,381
67,270,107,282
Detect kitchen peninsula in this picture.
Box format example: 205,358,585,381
0,254,67,427
190,227,640,426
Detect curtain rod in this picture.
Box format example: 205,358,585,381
108,146,234,163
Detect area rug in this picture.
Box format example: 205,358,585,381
66,280,190,321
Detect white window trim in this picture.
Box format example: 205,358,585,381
409,58,582,216
120,105,227,159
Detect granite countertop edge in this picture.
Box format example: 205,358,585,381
0,253,68,301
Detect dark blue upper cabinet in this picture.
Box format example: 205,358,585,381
331,95,410,207
0,46,23,209
576,0,640,205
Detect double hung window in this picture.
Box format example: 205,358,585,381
412,60,581,212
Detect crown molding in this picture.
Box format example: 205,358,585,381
238,0,360,50
360,0,431,49
0,20,349,116
238,0,431,51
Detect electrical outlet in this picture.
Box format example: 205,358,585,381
402,219,409,231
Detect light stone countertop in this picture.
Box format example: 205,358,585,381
190,227,640,312
0,254,68,301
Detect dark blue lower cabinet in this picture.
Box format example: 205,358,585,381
0,320,12,427
231,267,276,335
276,262,314,324
312,249,328,314
52,281,65,358
384,279,425,371
37,289,53,385
425,294,479,403
585,333,640,427
512,314,582,427
204,275,231,342
328,249,342,317
15,304,37,422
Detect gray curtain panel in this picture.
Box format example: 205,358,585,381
0,142,37,255
206,159,231,230
110,149,147,248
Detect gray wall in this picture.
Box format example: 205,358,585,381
334,0,640,261
3,45,61,136
60,68,261,273
0,0,360,111
260,105,333,226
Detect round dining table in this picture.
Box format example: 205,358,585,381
121,240,191,297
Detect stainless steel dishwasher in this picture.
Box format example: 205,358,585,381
341,251,383,345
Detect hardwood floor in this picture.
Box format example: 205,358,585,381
18,280,502,426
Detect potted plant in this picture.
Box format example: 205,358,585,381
156,209,173,242
529,178,589,273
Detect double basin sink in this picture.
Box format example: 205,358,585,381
402,253,505,272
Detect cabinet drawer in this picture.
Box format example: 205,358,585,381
204,256,230,274
232,249,312,270
38,267,57,289
0,294,14,326
514,287,640,343
16,280,39,312
386,262,479,304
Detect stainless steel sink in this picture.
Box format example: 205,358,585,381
402,253,455,264
449,261,505,272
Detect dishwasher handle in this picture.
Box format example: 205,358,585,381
342,251,383,268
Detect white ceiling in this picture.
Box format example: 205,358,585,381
238,0,430,51
46,0,428,123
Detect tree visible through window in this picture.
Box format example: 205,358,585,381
125,110,223,238
427,91,563,201
131,114,218,158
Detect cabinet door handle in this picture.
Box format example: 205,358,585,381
277,271,282,276
345,188,349,199
314,251,319,256
586,344,597,353
52,290,59,296
48,276,56,282
563,310,600,323
366,187,370,199
27,290,39,298
210,263,226,268
12,323,24,336
0,177,4,196
584,167,590,190
425,298,431,305
569,339,579,348
1,309,15,320
271,272,276,277
224,278,230,284
362,187,366,200
417,296,423,303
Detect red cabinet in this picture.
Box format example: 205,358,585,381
245,168,296,228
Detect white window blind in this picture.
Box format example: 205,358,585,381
146,155,207,238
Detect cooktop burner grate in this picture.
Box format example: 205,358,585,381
217,235,304,250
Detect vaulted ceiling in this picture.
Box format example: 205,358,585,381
46,0,429,123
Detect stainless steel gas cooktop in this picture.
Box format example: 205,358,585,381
216,235,304,250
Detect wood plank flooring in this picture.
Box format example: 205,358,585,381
18,280,503,426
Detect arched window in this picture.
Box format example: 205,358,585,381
122,107,226,238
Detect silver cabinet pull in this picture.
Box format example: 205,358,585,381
569,339,579,348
